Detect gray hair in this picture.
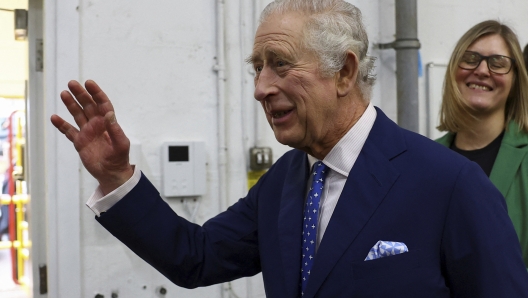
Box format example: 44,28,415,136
260,0,376,99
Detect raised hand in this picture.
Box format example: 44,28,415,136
50,80,134,195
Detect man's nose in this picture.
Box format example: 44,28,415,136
254,66,279,101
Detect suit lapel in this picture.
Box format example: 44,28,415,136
490,122,528,197
303,108,405,297
278,152,309,297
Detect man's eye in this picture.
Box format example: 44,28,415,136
277,60,286,67
255,65,263,72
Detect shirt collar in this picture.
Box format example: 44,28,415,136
307,103,377,177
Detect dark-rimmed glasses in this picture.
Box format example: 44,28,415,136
458,51,515,74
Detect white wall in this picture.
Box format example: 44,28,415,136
39,0,528,297
78,2,225,297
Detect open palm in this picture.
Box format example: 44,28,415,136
50,80,134,195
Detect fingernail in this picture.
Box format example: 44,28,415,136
107,112,116,124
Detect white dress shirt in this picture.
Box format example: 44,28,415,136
306,103,376,249
87,103,377,245
86,165,142,217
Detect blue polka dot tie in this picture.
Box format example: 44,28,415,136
301,161,329,295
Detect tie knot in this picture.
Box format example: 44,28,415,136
312,162,329,182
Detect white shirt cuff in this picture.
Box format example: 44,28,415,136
86,165,142,217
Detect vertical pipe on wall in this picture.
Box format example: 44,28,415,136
395,0,420,132
253,0,273,149
214,0,227,297
215,0,227,224
240,0,255,164
253,1,261,147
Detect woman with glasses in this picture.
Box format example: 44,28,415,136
436,20,528,267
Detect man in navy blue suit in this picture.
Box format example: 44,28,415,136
51,0,528,297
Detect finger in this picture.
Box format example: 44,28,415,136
50,114,79,143
84,80,117,119
85,80,111,105
67,80,100,120
104,111,130,156
60,90,88,128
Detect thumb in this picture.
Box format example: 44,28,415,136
104,111,130,152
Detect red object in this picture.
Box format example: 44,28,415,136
7,111,19,284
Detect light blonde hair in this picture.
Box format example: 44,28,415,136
523,43,528,71
437,20,528,133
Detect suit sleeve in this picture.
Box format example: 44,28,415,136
96,172,262,288
442,161,528,297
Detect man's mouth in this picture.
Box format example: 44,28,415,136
467,83,492,91
272,110,292,118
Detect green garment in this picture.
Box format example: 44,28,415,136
436,121,528,267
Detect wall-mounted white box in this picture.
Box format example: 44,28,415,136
161,141,206,197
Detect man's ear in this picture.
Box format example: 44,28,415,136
335,51,359,97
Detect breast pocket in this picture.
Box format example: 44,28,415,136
352,249,423,280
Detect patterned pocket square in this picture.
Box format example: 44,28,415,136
364,240,409,261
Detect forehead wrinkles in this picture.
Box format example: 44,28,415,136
253,32,300,60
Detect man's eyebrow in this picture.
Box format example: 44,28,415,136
245,49,291,65
245,53,260,65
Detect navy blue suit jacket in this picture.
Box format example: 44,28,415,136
97,108,528,297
